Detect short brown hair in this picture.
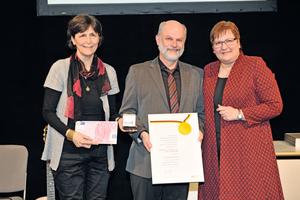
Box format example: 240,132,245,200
67,14,103,49
210,21,240,45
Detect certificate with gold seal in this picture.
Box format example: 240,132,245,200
148,113,204,184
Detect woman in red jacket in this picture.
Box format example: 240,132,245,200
198,21,284,199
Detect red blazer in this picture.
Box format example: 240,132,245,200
199,51,284,200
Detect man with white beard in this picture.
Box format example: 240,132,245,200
118,20,205,200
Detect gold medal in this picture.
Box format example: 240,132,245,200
86,86,90,92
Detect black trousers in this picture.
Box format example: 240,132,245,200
130,173,189,200
52,145,110,200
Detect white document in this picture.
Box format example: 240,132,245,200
148,113,204,184
75,121,118,144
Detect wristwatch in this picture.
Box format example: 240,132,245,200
237,109,243,120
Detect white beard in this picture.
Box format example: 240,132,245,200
158,43,184,62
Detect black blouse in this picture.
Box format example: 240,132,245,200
213,77,228,163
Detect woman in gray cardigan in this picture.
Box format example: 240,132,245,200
42,14,120,200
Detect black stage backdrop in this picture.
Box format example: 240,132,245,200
1,0,299,199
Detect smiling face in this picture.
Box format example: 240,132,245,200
71,25,100,61
155,21,186,67
213,30,241,66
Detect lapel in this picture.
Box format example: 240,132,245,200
148,57,169,108
178,61,191,112
222,52,245,106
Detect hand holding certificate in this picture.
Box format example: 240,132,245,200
148,113,204,184
75,121,118,144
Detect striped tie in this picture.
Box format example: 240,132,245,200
165,68,179,113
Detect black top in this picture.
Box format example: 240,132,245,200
214,77,228,132
67,75,106,130
214,77,228,163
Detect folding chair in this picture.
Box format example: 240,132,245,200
0,145,28,200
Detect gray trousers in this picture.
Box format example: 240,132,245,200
130,173,189,200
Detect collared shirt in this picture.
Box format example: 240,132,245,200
158,57,181,109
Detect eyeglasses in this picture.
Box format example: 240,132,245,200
213,38,237,48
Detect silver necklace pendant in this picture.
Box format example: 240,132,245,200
86,86,90,92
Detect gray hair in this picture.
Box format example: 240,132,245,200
157,21,187,37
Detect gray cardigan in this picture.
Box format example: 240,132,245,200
41,58,120,171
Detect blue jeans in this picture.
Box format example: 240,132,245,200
52,145,110,200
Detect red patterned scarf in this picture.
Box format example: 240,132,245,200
65,52,111,120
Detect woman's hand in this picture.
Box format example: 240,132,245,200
72,131,98,148
66,129,97,148
216,104,239,121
